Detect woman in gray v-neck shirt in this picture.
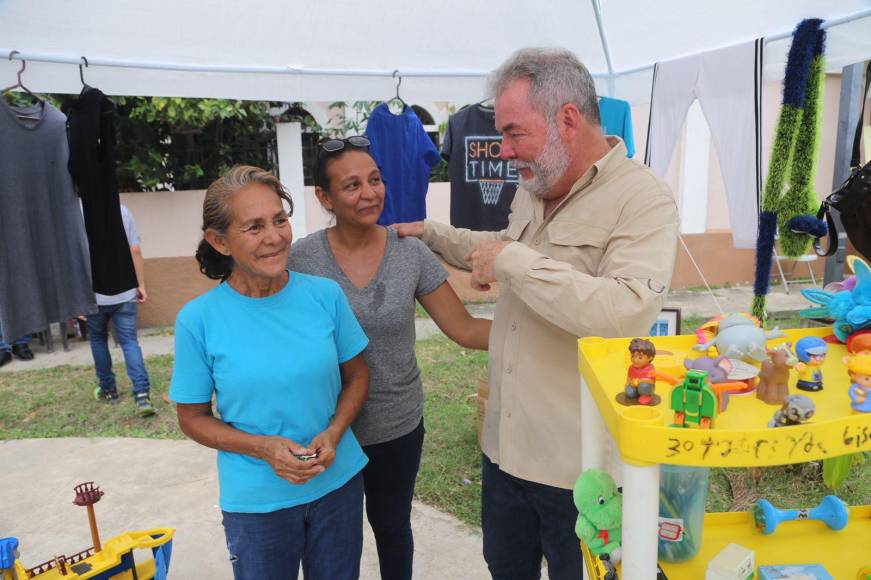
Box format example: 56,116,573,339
289,137,490,580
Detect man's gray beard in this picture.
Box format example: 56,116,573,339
513,123,570,199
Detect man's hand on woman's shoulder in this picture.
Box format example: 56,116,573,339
391,222,424,238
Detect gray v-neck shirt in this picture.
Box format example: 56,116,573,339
289,227,447,446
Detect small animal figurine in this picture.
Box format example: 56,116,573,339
768,394,816,427
574,469,622,563
845,353,871,413
625,338,656,405
794,337,828,392
692,313,785,363
756,342,797,405
684,355,733,383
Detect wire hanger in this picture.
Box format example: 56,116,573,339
2,50,44,120
79,56,92,92
387,69,406,112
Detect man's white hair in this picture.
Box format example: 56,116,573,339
487,47,600,126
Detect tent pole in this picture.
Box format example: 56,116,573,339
824,62,866,285
590,0,617,96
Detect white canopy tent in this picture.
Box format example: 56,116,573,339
3,1,871,238
2,0,870,105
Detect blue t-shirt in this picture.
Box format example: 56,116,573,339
169,272,369,513
598,96,635,158
365,103,441,225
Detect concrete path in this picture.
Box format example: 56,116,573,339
0,438,490,580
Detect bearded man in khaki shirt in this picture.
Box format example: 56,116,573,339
396,48,679,579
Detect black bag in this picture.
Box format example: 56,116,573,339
815,61,871,260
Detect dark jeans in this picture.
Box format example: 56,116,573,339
482,454,583,580
222,472,364,580
86,301,150,394
0,320,30,352
361,419,425,580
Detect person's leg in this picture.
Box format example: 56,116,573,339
361,419,425,580
522,478,584,580
112,301,151,395
0,325,11,367
86,305,119,397
303,472,364,580
481,453,543,580
222,507,304,580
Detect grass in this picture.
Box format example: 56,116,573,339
2,335,869,530
680,311,807,335
0,355,180,439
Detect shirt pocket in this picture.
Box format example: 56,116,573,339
505,217,532,242
546,221,609,275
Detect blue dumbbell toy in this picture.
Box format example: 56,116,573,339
754,495,849,535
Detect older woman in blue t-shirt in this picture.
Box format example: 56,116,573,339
169,166,370,580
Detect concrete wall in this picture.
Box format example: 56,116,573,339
127,75,848,327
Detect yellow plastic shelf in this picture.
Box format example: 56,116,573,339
664,506,871,577
579,328,871,467
582,506,871,579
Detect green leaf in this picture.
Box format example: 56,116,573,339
822,455,854,490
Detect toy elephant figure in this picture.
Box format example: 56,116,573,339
684,355,733,383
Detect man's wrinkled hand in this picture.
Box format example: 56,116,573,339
464,240,510,291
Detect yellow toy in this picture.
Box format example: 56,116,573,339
0,482,174,580
845,353,871,413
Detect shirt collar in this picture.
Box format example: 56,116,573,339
567,136,627,198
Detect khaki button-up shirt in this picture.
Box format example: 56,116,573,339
423,139,679,489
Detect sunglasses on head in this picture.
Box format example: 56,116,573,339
319,136,370,155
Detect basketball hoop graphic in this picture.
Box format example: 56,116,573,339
479,179,505,205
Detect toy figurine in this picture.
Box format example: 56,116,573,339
756,342,797,404
768,394,815,427
692,312,785,363
847,330,871,354
845,353,871,412
794,337,828,391
624,338,656,405
683,355,732,383
671,369,718,429
574,469,622,563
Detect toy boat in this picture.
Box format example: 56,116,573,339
1,482,174,580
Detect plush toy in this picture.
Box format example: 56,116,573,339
574,469,622,563
800,256,871,342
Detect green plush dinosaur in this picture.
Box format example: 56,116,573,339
573,469,623,562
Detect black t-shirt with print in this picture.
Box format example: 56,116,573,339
442,104,518,231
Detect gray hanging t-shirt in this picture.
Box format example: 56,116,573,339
289,227,448,446
0,99,97,339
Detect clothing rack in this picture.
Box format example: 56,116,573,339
1,7,868,82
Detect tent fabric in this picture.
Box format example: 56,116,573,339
1,0,870,104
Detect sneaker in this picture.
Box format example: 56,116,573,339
94,386,120,404
0,351,11,367
134,393,156,417
11,344,34,361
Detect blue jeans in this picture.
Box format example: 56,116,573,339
482,454,583,580
0,321,30,352
222,472,364,580
86,301,150,394
361,419,424,580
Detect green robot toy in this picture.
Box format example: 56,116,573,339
670,369,718,429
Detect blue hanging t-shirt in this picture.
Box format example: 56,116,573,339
366,103,441,225
169,272,369,513
598,96,635,158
